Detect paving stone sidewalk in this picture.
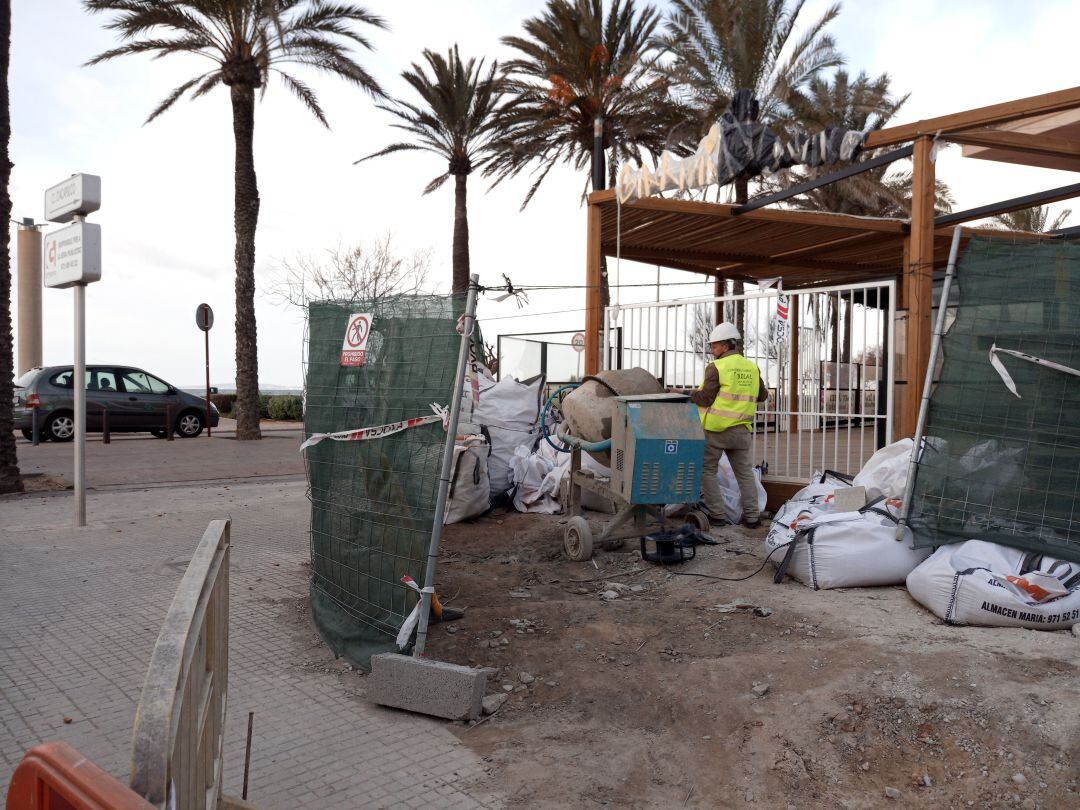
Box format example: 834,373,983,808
0,480,499,808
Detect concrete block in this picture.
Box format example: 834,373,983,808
367,654,485,720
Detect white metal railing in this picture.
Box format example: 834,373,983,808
603,280,896,481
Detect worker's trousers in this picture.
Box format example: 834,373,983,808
701,426,759,523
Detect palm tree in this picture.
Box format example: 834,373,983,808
661,0,844,200
84,0,386,440
357,46,504,294
775,70,954,217
489,0,686,306
0,0,20,494
994,205,1071,233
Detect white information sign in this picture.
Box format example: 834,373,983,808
44,222,102,289
44,174,102,224
340,312,374,366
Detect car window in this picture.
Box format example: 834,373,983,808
50,370,74,388
121,371,171,395
87,370,119,392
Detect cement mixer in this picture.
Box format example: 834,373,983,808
542,369,711,561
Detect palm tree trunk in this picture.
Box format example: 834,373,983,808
231,84,261,440
0,0,21,494
452,173,469,294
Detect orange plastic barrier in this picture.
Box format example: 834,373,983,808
5,741,153,810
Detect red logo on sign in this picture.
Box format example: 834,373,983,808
346,315,369,347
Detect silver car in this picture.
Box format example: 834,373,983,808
13,365,219,442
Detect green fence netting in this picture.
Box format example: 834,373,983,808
304,294,465,668
909,234,1080,563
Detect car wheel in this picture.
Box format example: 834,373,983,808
176,411,204,438
46,412,75,442
21,428,35,442
150,429,168,439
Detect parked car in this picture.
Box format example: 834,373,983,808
13,365,219,442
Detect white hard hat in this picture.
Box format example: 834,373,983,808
708,322,741,343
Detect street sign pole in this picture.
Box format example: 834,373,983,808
73,280,86,527
195,304,215,437
204,327,212,437
43,173,102,529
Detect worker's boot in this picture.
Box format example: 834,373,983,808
695,502,730,526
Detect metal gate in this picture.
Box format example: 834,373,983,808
602,280,896,482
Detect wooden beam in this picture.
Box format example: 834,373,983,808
605,244,891,275
865,86,1080,149
584,202,602,376
901,137,936,439
942,128,1080,161
594,190,906,233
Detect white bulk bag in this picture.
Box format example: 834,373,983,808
853,439,913,500
444,440,490,524
792,470,855,502
906,540,1080,629
472,374,545,500
771,499,931,589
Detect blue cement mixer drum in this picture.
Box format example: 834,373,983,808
610,394,706,505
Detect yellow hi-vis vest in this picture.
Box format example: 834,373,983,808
699,353,760,432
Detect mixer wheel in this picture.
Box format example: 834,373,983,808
563,517,594,562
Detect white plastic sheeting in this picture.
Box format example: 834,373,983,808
716,455,768,524
907,540,1080,629
510,440,616,515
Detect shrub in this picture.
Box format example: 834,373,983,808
266,395,304,422
210,393,237,417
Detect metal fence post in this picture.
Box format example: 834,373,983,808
413,275,479,658
102,407,110,445
166,405,174,441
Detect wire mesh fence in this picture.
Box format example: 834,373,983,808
909,234,1080,563
304,294,466,667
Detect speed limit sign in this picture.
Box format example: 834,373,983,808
571,332,586,353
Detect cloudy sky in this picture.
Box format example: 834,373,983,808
9,0,1078,388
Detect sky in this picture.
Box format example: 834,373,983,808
8,0,1079,388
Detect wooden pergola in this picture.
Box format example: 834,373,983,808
583,86,1080,439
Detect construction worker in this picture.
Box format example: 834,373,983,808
690,322,768,528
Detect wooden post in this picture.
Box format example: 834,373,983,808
788,301,800,435
584,201,602,376
901,136,936,438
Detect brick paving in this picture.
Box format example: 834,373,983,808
0,478,499,808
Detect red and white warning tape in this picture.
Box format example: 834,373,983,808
299,403,449,451
989,344,1080,399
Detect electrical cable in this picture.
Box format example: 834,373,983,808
667,540,791,582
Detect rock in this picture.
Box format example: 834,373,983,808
601,590,620,601
1011,773,1026,785
499,638,509,646
519,672,535,684
502,683,514,692
490,630,503,638
545,680,557,687
445,625,458,634
1072,623,1080,637
603,581,632,594
922,774,932,787
508,590,531,599
479,667,499,679
482,693,508,715
860,762,870,771
751,683,770,698
629,585,645,593
884,787,902,800
754,607,773,617
744,790,755,802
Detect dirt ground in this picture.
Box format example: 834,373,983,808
427,511,1079,809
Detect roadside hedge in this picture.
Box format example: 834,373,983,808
210,393,303,422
